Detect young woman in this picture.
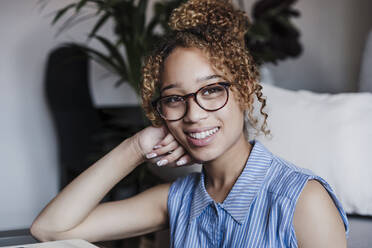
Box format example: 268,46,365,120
31,0,349,247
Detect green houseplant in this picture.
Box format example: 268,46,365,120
49,0,302,94
49,0,187,92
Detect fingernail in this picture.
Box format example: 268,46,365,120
146,153,157,159
176,159,186,166
153,145,162,149
157,159,168,167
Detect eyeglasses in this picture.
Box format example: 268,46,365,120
153,82,231,121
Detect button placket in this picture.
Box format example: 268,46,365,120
215,203,224,247
210,202,219,247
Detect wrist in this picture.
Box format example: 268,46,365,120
126,133,146,165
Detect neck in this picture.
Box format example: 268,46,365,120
203,133,252,190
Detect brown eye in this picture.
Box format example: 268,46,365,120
200,85,225,97
162,96,184,107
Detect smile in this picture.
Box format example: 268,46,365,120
185,127,220,147
188,127,219,139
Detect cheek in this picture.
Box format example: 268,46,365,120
165,122,185,143
222,99,245,132
227,94,245,118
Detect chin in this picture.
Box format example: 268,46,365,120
187,146,223,163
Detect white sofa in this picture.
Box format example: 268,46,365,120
255,83,372,248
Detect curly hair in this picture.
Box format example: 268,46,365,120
141,0,269,136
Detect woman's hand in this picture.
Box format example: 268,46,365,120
135,126,193,167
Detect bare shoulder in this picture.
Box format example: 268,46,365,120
293,180,346,248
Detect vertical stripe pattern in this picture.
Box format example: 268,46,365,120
167,141,349,248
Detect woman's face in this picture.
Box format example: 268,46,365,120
160,47,246,162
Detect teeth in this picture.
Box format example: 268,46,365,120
189,127,219,139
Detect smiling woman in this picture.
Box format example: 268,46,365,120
31,0,348,247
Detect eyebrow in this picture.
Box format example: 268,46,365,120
160,74,222,93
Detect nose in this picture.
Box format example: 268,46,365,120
183,95,208,123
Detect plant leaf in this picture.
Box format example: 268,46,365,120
52,3,76,25
76,0,90,12
136,0,147,34
94,35,126,68
88,12,111,39
114,77,125,88
65,43,125,78
146,16,158,36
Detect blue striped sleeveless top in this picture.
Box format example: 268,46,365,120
167,140,349,247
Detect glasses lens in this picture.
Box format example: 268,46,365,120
158,95,186,120
197,84,228,110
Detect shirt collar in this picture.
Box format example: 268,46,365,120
189,140,273,224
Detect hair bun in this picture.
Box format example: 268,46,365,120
169,0,250,42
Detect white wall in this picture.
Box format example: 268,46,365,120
242,0,372,93
0,0,370,231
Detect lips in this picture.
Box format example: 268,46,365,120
185,127,220,147
188,127,219,139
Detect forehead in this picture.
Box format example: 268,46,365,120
161,47,224,92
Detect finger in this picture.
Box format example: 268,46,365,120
156,146,185,167
175,154,194,167
145,140,178,160
153,140,178,156
153,132,175,149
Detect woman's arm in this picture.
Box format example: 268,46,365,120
293,180,347,248
30,126,192,242
32,182,172,242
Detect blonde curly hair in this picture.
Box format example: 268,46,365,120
141,0,269,136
